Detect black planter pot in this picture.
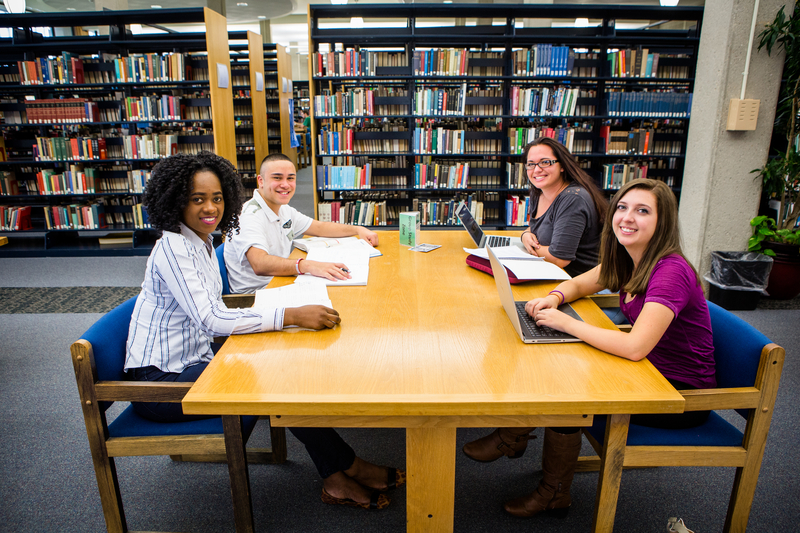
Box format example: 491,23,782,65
763,241,800,300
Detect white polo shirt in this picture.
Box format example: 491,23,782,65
224,190,314,294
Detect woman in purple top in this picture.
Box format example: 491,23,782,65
467,178,716,520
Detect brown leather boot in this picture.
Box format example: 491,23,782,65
462,427,535,463
503,428,582,518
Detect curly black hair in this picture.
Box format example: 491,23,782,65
143,151,243,237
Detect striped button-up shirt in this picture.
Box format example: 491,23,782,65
125,223,284,373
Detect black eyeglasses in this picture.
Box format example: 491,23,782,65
525,159,559,170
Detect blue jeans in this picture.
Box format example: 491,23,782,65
597,289,628,325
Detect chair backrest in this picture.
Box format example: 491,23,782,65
80,295,138,384
216,243,231,295
707,301,771,390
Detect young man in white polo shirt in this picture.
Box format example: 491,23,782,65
224,154,379,294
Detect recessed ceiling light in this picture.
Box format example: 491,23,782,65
660,0,679,5
67,7,76,10
151,5,162,8
444,1,452,3
237,2,248,6
350,17,364,27
331,0,348,5
575,18,590,27
258,16,266,19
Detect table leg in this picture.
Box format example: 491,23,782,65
591,413,630,533
407,427,456,533
223,415,255,533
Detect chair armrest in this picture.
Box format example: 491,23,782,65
95,381,193,403
680,387,761,411
222,294,255,308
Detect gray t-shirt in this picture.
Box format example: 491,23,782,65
528,183,600,277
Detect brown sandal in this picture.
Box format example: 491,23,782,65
321,488,390,510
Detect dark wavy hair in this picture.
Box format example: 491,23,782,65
143,152,243,238
522,137,607,225
598,178,699,294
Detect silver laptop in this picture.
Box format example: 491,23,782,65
455,201,524,250
487,246,583,344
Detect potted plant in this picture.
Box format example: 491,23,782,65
749,3,800,299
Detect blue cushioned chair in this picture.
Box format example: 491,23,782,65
71,295,286,533
215,243,256,309
577,301,785,532
216,242,231,295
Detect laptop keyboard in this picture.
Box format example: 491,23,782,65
486,235,511,247
515,302,562,338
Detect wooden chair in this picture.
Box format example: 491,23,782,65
72,295,285,532
577,301,785,532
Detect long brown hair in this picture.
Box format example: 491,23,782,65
523,137,607,225
598,179,699,294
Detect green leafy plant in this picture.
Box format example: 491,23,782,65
749,215,800,256
752,2,800,232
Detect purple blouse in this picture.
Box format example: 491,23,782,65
620,254,716,389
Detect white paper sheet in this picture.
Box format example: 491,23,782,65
293,236,382,257
253,283,332,309
294,247,370,286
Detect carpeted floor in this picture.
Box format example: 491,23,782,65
0,287,141,313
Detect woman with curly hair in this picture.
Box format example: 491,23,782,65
125,152,403,510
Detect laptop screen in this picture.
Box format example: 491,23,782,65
455,202,485,247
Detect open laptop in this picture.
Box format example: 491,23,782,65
487,246,583,344
455,201,524,250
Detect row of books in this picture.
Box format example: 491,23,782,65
317,127,411,155
313,50,407,78
510,86,587,117
317,164,374,190
314,87,409,116
124,95,184,121
34,136,109,161
606,91,692,117
33,166,150,195
0,205,32,231
16,52,193,85
317,199,395,226
512,45,576,77
413,50,503,77
413,84,467,116
506,195,530,226
508,124,592,156
601,165,677,190
607,50,690,79
25,99,101,124
413,127,465,155
413,163,470,189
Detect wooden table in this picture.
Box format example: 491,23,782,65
183,230,684,533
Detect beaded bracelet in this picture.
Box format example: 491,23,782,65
295,258,304,275
548,290,565,305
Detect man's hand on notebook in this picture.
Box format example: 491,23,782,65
301,260,353,281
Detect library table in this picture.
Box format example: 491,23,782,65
183,230,684,533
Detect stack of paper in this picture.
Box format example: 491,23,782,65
253,283,332,309
465,246,571,281
293,236,382,257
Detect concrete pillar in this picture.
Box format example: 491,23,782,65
206,0,225,17
95,0,127,10
260,19,271,43
679,0,789,279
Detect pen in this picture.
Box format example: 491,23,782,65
341,268,350,273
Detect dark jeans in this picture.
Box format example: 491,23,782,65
128,353,356,478
552,377,711,435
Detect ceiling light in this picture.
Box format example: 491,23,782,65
351,17,364,28
660,0,679,5
258,16,266,19
151,4,162,8
237,2,247,6
67,7,76,10
330,0,348,5
575,18,589,27
444,1,452,3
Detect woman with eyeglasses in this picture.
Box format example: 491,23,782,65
519,137,608,277
462,137,608,479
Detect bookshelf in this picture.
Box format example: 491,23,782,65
307,3,702,229
0,8,234,257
